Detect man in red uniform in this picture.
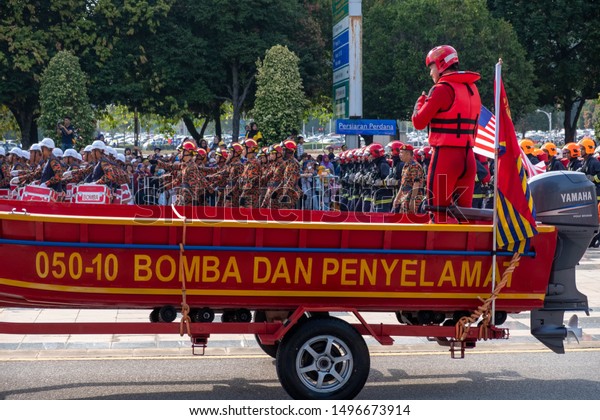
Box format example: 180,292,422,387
412,45,481,222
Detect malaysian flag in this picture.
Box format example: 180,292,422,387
474,105,546,178
474,106,496,159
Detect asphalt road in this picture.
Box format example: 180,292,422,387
1,348,599,400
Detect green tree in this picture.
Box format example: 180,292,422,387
38,51,95,145
487,0,600,143
0,105,19,140
363,0,535,121
252,45,307,144
182,1,305,141
593,95,600,140
83,0,175,146
0,0,97,148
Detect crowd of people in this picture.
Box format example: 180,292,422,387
1,134,600,217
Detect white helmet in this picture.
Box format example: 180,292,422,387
63,149,79,159
40,138,55,149
83,145,93,153
21,150,30,160
9,147,21,156
105,146,117,158
29,144,42,152
117,153,126,163
0,148,5,156
52,148,64,158
90,140,106,151
75,152,83,161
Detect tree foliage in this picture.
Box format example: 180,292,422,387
487,0,600,142
363,0,535,121
0,0,97,146
252,45,307,144
39,51,95,142
0,105,19,139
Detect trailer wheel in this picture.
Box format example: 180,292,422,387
254,311,279,358
158,305,177,323
149,308,160,323
191,307,215,323
236,308,252,323
276,317,370,400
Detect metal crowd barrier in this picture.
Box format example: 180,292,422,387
299,174,340,211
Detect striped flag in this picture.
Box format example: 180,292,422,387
474,106,496,159
520,149,547,178
475,106,546,178
495,77,538,253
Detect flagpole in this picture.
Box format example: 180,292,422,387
491,58,502,325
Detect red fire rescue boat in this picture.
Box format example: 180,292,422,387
0,171,596,399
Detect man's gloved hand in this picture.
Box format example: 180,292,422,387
373,179,384,187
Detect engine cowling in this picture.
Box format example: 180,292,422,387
528,171,598,353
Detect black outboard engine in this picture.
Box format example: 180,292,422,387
529,171,598,353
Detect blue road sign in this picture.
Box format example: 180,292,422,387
336,119,397,136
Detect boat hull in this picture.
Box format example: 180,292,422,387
0,200,557,313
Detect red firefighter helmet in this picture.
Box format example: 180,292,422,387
283,139,297,151
269,144,283,155
258,146,269,157
181,140,198,154
216,148,229,160
196,148,207,157
243,138,258,152
426,45,459,74
360,146,369,158
368,143,385,158
389,140,404,156
414,148,424,163
420,146,432,160
230,142,244,154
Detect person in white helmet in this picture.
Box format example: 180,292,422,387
29,144,43,167
81,145,93,165
18,150,31,170
89,140,127,188
8,148,25,171
37,138,64,191
63,149,82,171
0,148,10,188
67,145,95,184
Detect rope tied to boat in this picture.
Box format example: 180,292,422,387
455,252,521,341
172,204,191,337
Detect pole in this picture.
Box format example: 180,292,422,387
536,109,552,133
491,59,503,325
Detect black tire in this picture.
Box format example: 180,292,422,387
276,317,370,400
192,307,215,323
254,311,279,358
158,305,177,323
149,308,160,323
236,308,252,323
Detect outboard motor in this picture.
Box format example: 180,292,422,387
529,171,598,353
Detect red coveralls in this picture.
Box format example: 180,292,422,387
412,71,481,222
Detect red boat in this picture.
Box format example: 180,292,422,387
0,171,597,399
